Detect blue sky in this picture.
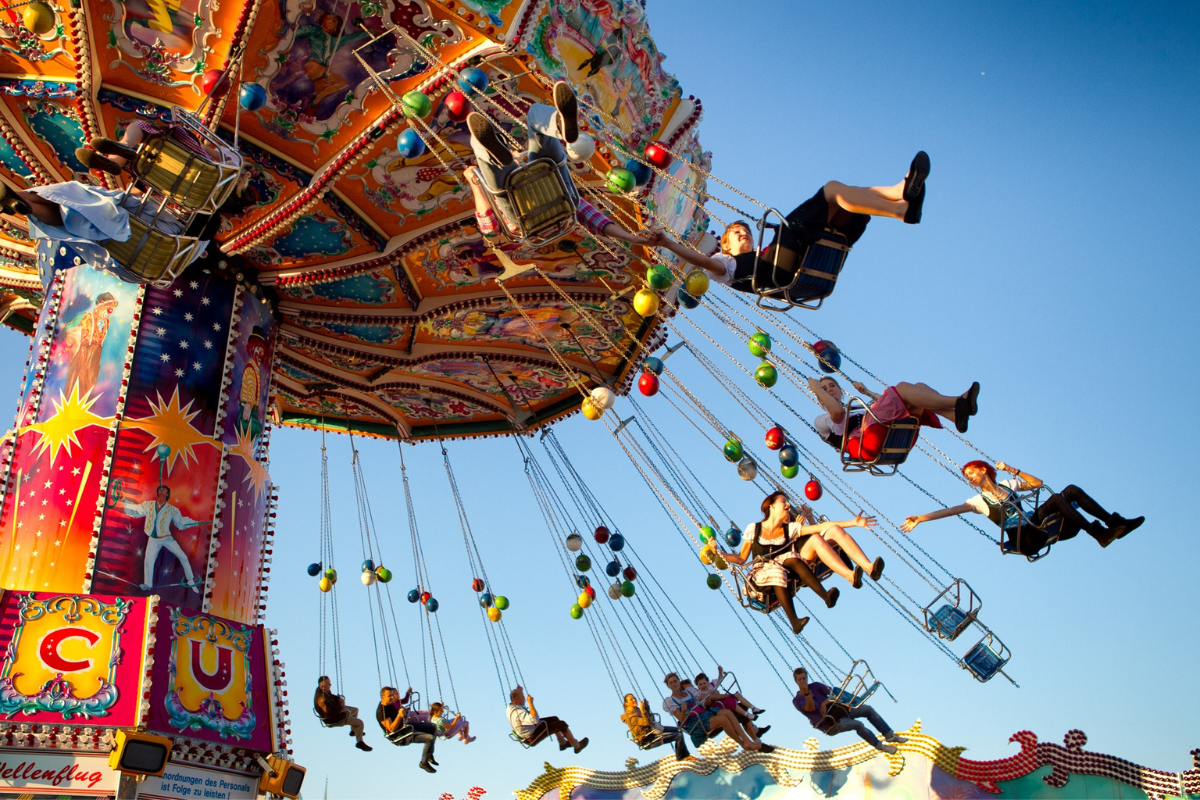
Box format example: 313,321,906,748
4,1,1199,797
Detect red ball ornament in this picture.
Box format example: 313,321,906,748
201,69,229,99
584,585,596,599
594,526,610,544
471,577,485,592
644,142,671,170
444,90,470,122
638,371,660,396
622,565,637,581
420,591,431,604
764,426,785,451
804,479,823,501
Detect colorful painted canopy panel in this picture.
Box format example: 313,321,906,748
0,0,707,439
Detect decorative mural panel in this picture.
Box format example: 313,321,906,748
404,357,571,407
205,451,270,624
0,6,69,65
18,96,85,175
274,267,400,307
400,220,635,296
375,386,498,423
0,591,147,725
220,293,277,449
102,0,219,88
146,605,273,749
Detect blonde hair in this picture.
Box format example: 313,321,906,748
720,221,752,255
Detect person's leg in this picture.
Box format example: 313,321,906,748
891,381,961,413
781,557,834,605
832,717,886,750
349,716,365,742
468,125,518,191
821,527,875,572
0,185,62,226
799,537,857,583
668,727,689,760
417,732,435,765
822,181,908,221
523,720,552,746
844,704,904,742
161,537,197,585
770,585,809,634
525,103,569,163
710,710,754,749
142,538,163,587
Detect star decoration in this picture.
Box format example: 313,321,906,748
19,384,113,466
121,386,214,473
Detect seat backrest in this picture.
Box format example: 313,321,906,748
789,231,850,301
874,418,921,465
962,642,1007,681
932,603,968,639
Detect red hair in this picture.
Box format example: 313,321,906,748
961,460,996,482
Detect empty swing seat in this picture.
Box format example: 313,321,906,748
103,202,201,284
932,604,968,638
962,643,1006,682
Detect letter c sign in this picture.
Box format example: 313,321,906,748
38,628,101,672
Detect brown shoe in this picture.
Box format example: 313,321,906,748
825,586,839,609
90,136,138,161
467,112,513,167
791,615,809,635
870,557,885,581
851,566,863,589
0,183,30,216
573,737,589,754
552,81,579,143
75,147,123,176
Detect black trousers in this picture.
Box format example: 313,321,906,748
525,715,570,746
1032,484,1110,542
638,726,689,760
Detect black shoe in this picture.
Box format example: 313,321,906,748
428,757,438,766
467,112,514,167
755,725,771,737
825,586,839,609
355,741,372,752
75,147,123,176
791,615,809,635
419,761,436,773
552,81,579,143
558,739,572,751
1116,515,1144,539
573,737,589,754
954,397,970,433
751,707,766,716
851,566,863,589
0,183,30,216
965,381,980,416
91,136,138,161
757,744,776,754
870,557,885,581
1092,522,1119,548
902,151,929,224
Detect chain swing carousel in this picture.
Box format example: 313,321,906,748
0,0,1186,797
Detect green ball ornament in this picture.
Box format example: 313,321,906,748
699,525,715,543
402,91,432,118
375,566,393,583
575,554,591,572
646,262,672,291
706,574,722,590
621,580,636,597
723,438,744,463
570,603,583,619
781,464,800,479
755,362,778,388
323,568,338,584
748,332,772,358
605,168,636,194
494,595,510,610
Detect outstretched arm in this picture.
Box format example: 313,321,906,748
996,461,1042,490
901,503,974,532
656,235,729,277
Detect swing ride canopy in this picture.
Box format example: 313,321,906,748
0,0,710,440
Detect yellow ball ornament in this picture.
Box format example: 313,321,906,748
22,2,55,35
685,269,710,297
318,577,332,593
487,606,502,622
714,555,729,571
633,288,660,317
581,397,603,420
577,591,592,609
699,547,714,566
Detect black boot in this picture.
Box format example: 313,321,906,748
773,586,809,635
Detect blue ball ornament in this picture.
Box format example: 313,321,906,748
156,444,171,459
425,598,439,612
624,158,652,187
239,82,267,111
576,575,591,589
396,128,426,159
642,356,664,375
480,592,494,608
725,527,742,548
608,533,625,552
306,562,322,577
605,560,621,577
779,445,799,468
361,559,375,573
457,67,489,96
813,340,842,374
407,589,420,603
677,290,700,309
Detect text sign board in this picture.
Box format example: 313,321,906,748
139,763,257,800
0,750,119,795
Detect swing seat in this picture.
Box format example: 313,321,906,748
751,210,851,312
103,202,202,284
481,157,580,248
386,726,419,746
998,492,1070,562
960,631,1011,683
130,108,242,213
839,397,921,476
922,579,982,642
508,731,534,749
734,545,848,614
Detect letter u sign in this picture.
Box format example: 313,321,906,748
38,627,101,672
189,640,234,692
